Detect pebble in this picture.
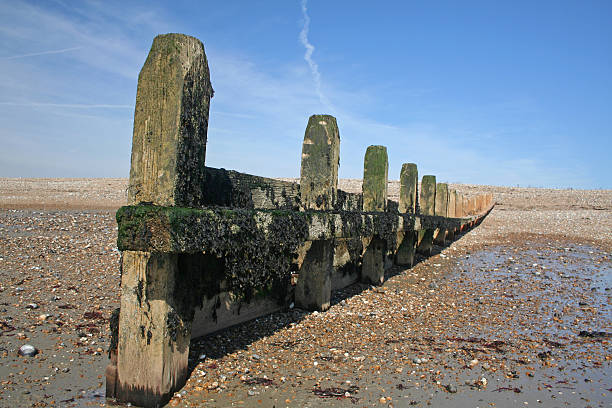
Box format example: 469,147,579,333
18,344,38,357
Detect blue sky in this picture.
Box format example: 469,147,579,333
0,0,610,188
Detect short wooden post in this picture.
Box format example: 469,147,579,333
295,115,339,311
396,163,418,266
455,191,463,217
399,163,418,213
433,183,448,245
361,146,388,284
419,175,436,216
300,115,340,210
446,189,456,241
417,175,436,255
362,146,388,212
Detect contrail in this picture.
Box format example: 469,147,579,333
0,102,131,109
299,0,330,107
1,46,82,60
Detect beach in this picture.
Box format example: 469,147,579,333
0,178,610,407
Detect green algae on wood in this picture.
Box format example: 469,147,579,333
117,205,309,304
362,145,388,212
399,163,418,213
128,33,214,208
420,175,436,216
117,206,464,252
435,183,449,217
300,115,340,210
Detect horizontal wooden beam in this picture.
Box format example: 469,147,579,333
116,205,476,253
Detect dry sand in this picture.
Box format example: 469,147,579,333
0,178,610,407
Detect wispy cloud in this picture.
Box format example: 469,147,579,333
299,0,331,109
0,102,132,109
0,1,163,79
1,46,83,60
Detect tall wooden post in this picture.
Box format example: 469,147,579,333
109,33,214,407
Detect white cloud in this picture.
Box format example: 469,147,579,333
298,0,332,109
1,46,83,60
0,102,132,109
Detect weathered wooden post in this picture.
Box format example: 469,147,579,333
417,175,436,255
361,145,388,284
362,145,388,212
446,188,456,240
109,34,214,407
433,183,449,245
455,191,463,217
456,192,465,231
396,163,418,266
469,196,477,226
299,115,340,211
295,115,339,311
398,163,418,214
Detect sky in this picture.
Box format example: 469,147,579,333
0,0,611,188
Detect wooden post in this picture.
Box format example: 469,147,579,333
300,115,340,210
396,163,418,266
295,240,333,311
419,175,436,216
433,183,449,245
446,188,456,241
417,175,436,255
362,146,388,212
295,115,339,311
361,146,388,284
399,163,418,214
455,191,463,217
115,252,190,407
110,33,214,407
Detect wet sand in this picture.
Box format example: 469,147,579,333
0,178,610,407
